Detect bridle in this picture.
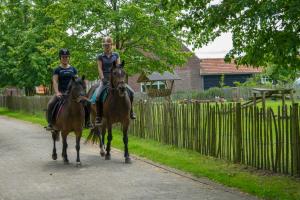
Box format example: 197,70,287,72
109,67,126,94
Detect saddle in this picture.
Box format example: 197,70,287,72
50,97,66,125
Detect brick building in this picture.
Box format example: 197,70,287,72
128,53,262,93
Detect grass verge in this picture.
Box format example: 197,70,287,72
1,107,300,200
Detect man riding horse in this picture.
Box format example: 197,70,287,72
92,36,136,126
45,48,90,131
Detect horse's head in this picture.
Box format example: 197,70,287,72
67,75,87,100
110,60,127,97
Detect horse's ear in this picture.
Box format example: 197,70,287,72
120,60,125,68
112,61,117,69
82,75,85,81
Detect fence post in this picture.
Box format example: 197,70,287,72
292,103,300,176
234,102,242,163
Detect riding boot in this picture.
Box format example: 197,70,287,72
130,108,136,120
95,100,103,126
45,123,54,131
45,109,53,130
84,103,92,128
129,93,136,120
45,96,58,131
45,108,53,130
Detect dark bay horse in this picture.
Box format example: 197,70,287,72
51,76,87,165
87,61,132,163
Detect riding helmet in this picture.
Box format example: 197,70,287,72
59,48,70,58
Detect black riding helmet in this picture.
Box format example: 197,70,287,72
59,48,70,58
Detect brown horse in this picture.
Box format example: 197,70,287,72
87,61,132,163
51,76,87,165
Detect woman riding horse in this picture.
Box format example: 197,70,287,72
93,36,136,126
46,49,90,130
87,61,133,163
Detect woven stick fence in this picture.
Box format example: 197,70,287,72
130,102,300,176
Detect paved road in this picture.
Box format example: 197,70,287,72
0,116,257,200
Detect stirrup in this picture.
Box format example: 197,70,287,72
85,122,93,129
130,112,136,120
95,117,103,127
45,124,54,131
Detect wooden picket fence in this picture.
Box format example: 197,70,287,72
1,95,300,176
0,95,51,114
129,102,300,176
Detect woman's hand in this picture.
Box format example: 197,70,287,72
56,92,62,97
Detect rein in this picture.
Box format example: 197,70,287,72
63,94,87,103
71,95,87,103
106,81,118,93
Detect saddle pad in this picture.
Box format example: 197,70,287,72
90,87,109,104
90,87,100,104
102,90,108,103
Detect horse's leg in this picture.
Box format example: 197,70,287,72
91,104,96,127
123,122,131,164
101,125,106,147
105,123,112,160
99,127,105,157
75,131,82,166
61,132,69,164
51,131,58,160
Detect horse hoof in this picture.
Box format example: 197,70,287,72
76,162,81,167
100,151,105,157
52,154,57,160
125,157,132,164
105,154,111,160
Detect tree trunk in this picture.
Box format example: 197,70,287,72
112,0,120,49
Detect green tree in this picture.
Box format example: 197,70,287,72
264,64,297,85
48,0,190,80
0,0,32,89
0,0,191,92
162,0,300,72
0,0,57,95
219,74,225,88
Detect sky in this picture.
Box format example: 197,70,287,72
189,32,233,59
186,0,232,59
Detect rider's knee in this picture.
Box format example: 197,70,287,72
125,85,134,97
48,95,58,108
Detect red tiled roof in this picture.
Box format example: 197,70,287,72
200,58,262,75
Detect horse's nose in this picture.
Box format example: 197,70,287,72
119,86,126,92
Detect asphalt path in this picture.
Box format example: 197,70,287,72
0,116,257,200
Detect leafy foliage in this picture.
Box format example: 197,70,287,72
48,0,190,78
0,0,190,92
162,0,300,73
0,0,58,94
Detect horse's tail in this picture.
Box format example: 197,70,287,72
51,131,60,142
84,127,100,144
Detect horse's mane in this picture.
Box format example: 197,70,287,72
66,76,85,94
